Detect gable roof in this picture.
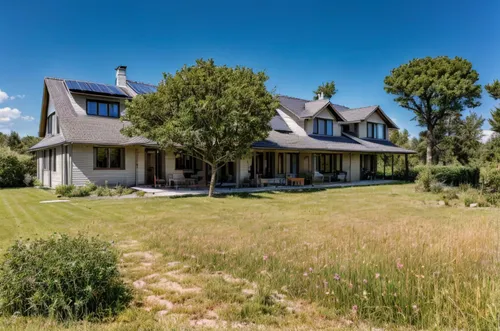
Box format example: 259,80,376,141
30,78,155,151
338,105,399,129
278,95,346,121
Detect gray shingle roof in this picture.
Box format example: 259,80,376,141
29,78,155,151
252,131,414,154
29,79,411,154
339,106,378,122
270,115,292,132
278,95,347,120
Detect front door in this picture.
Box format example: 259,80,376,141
145,150,157,185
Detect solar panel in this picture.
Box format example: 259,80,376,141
64,80,129,97
127,80,157,95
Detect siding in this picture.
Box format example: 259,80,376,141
165,150,184,176
71,145,139,186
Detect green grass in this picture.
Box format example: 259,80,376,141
0,185,499,330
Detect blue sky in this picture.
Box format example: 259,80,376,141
1,0,499,138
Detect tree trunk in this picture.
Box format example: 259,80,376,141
208,165,217,197
426,129,434,165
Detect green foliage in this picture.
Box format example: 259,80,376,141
441,188,459,201
485,80,500,100
69,186,92,197
481,136,500,164
55,184,75,197
136,190,146,197
122,58,279,196
6,132,21,151
0,234,131,320
384,56,482,164
414,165,480,187
489,107,500,134
481,167,500,193
0,147,36,187
415,167,436,192
452,112,485,165
312,81,336,100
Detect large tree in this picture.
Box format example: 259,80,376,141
6,131,21,151
485,80,500,133
313,81,336,100
452,112,485,165
122,59,279,197
384,56,482,164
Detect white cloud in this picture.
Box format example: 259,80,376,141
20,115,34,121
482,130,497,143
9,94,25,100
0,90,8,104
0,107,21,122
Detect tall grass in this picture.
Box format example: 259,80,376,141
147,206,500,330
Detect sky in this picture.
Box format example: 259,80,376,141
1,0,499,139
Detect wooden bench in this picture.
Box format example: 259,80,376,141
287,177,304,186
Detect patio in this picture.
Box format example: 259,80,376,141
132,179,403,197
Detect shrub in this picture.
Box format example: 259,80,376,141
55,184,75,197
70,186,92,197
415,167,435,192
114,185,125,196
0,148,33,188
430,181,444,194
136,190,146,197
0,234,132,320
481,168,500,193
485,192,500,206
95,186,114,197
442,188,459,201
414,165,480,187
84,181,98,192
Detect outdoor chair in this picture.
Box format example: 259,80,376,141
312,171,324,185
169,173,187,189
154,175,167,188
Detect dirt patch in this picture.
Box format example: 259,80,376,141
150,278,202,294
144,295,174,311
123,251,160,261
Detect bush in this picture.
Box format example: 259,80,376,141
0,148,35,188
481,168,500,193
430,181,444,194
415,167,436,192
69,186,92,197
136,190,146,197
55,184,75,197
0,234,132,320
442,188,459,201
485,192,500,206
84,181,98,192
414,165,480,187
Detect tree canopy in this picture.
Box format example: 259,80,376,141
485,80,500,133
384,56,482,165
122,59,279,196
313,81,336,100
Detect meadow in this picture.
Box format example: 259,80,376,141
0,184,498,330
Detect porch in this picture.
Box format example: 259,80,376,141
132,179,404,197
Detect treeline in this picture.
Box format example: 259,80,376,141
0,132,41,187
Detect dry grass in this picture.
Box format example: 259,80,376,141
0,184,499,330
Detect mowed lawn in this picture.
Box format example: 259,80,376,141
0,185,498,330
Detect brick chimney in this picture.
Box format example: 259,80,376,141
115,66,127,87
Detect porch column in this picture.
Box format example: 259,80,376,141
349,153,352,182
391,155,394,180
405,154,409,181
253,151,256,180
383,154,386,179
236,159,240,188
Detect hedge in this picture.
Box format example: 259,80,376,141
414,165,480,187
0,147,36,187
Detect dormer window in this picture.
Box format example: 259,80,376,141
367,122,386,139
86,100,120,118
313,118,333,136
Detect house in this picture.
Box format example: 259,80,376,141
29,66,415,188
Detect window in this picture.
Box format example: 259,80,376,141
367,122,386,139
43,150,49,170
315,154,342,173
86,100,120,118
277,153,284,174
47,113,54,134
175,154,185,170
56,116,60,134
93,147,125,169
313,118,334,136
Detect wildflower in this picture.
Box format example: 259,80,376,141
323,280,328,287
412,304,418,311
363,279,367,284
303,272,308,277
375,273,380,279
348,282,353,289
334,273,341,281
352,305,358,313
263,255,268,261
309,267,313,272
396,259,404,270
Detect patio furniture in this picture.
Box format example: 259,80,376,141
260,178,286,187
288,177,304,186
312,171,324,184
154,175,167,188
168,173,187,189
338,171,347,182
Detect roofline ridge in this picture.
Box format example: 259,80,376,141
59,78,118,87
126,79,158,87
277,94,312,102
340,105,379,111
